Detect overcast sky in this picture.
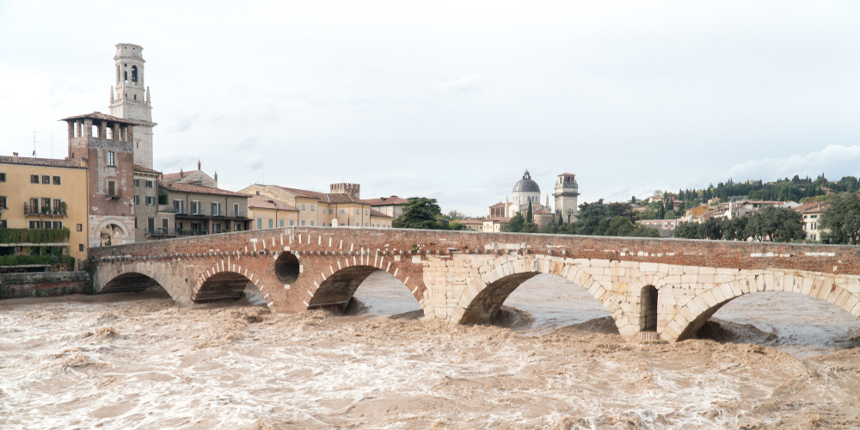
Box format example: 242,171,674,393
1,1,859,216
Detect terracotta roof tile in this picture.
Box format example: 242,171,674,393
248,195,298,211
0,155,85,169
160,182,250,198
133,164,161,174
369,209,392,218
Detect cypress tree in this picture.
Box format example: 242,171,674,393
526,201,533,222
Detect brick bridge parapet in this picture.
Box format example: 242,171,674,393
90,227,860,342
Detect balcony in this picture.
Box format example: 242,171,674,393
23,203,67,218
145,227,178,239
105,190,122,201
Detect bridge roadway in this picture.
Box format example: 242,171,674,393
90,227,860,342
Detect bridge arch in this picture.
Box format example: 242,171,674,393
666,273,860,342
451,256,666,335
305,263,421,313
193,271,256,304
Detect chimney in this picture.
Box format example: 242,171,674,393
197,160,201,171
12,152,18,162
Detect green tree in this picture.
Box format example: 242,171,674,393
394,198,444,229
505,212,526,232
820,193,860,244
526,201,533,223
744,206,805,242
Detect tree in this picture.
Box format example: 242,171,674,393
744,206,805,242
446,210,466,220
394,198,444,229
820,193,860,244
505,212,526,232
526,201,533,223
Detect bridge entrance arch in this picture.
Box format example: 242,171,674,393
102,272,165,295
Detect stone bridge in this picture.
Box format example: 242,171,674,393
89,227,860,342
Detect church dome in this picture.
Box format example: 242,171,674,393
513,170,540,193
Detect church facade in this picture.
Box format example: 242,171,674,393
488,170,579,228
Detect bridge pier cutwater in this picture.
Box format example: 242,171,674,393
90,227,860,342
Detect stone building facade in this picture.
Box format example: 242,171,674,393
63,112,138,247
553,172,579,223
109,43,156,169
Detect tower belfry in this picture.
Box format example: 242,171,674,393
109,43,157,168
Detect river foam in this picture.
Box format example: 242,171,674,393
0,273,858,429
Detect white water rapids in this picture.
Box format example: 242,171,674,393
1,272,859,429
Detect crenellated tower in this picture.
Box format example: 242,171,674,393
109,43,157,168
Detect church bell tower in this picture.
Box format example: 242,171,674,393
109,43,156,168
553,173,579,223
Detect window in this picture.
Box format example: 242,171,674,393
191,201,201,215
53,176,61,185
134,195,140,205
134,179,140,187
302,204,306,210
173,200,185,214
77,224,83,232
290,220,294,226
79,244,84,252
211,202,221,216
311,205,315,211
42,198,51,213
279,220,284,227
329,209,333,214
162,218,168,228
29,198,38,214
301,220,305,226
53,221,62,229
31,175,39,184
107,151,116,167
0,220,6,228
29,221,39,228
53,199,61,213
107,181,116,196
234,203,239,217
310,221,315,226
42,175,50,184
0,196,6,209
146,180,153,188
268,219,273,228
340,209,345,214
365,210,368,215
257,219,262,229
146,196,155,205
0,173,6,182
355,209,360,215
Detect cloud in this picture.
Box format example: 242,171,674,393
725,145,860,182
167,113,198,133
444,75,485,93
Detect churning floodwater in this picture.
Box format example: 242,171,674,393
1,272,859,429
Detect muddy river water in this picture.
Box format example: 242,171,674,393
1,272,859,429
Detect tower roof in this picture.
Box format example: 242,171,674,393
513,170,540,193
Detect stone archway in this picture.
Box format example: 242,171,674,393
664,271,860,342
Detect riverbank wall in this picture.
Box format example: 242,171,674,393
0,271,91,299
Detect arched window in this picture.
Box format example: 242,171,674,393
124,71,128,82
131,66,138,83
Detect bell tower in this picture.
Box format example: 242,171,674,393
109,43,157,169
553,173,579,223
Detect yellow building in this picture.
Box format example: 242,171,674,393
239,183,393,229
248,195,299,229
0,154,89,262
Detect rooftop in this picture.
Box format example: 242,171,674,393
0,155,85,169
370,209,392,218
133,164,161,174
273,185,365,204
160,182,250,198
248,195,298,211
60,111,142,126
363,196,410,206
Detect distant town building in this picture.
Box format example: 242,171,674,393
239,183,392,228
489,170,574,228
796,202,830,242
247,195,299,229
363,195,410,220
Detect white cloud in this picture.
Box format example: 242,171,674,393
444,75,485,93
725,145,860,182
